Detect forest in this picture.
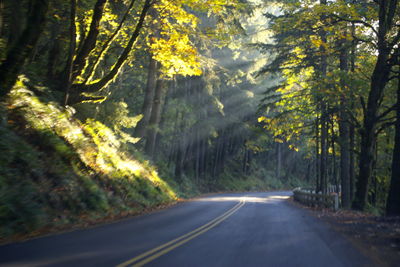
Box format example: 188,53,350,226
0,0,399,239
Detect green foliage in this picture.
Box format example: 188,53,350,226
257,0,400,212
215,159,310,192
0,81,179,238
0,127,47,236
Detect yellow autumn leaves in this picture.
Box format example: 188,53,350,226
150,33,202,77
149,0,238,78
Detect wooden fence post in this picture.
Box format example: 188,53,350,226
293,188,340,211
334,193,339,211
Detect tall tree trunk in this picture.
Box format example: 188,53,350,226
183,135,192,174
219,132,227,172
167,89,180,167
195,131,200,182
315,117,321,192
145,78,165,156
7,0,23,47
330,118,339,193
352,0,399,211
213,135,222,178
63,0,76,105
242,145,248,174
0,0,49,97
47,24,62,82
320,106,328,194
203,140,209,180
198,138,204,177
305,161,311,182
349,20,356,201
276,142,282,179
135,56,158,138
371,143,378,206
353,58,390,210
247,150,252,175
386,72,400,215
339,32,351,207
0,1,4,39
71,0,107,80
339,109,351,207
175,143,183,181
318,0,328,194
174,112,185,181
349,121,356,200
154,81,171,160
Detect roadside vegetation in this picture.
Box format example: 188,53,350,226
0,0,399,241
1,81,177,238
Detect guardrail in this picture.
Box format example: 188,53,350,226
293,188,339,211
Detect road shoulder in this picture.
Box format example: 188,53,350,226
288,197,400,267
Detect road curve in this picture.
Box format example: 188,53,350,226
0,191,369,267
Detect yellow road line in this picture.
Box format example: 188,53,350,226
117,200,244,267
132,201,245,267
117,200,245,267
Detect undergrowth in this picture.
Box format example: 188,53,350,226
215,159,310,192
0,80,177,238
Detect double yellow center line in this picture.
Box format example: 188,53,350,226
117,199,246,267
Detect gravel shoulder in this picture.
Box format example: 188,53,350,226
289,198,400,267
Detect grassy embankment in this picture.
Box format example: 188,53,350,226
0,79,299,241
0,80,181,240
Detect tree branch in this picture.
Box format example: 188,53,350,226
72,0,107,81
83,0,137,84
377,103,397,121
70,0,152,99
376,120,396,135
331,14,378,37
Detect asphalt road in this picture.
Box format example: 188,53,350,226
0,191,370,267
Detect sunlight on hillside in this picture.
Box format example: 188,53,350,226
7,81,176,201
0,80,180,237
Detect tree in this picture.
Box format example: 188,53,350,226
67,0,152,104
352,0,399,210
386,68,400,216
0,0,50,97
257,0,400,212
338,26,352,208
